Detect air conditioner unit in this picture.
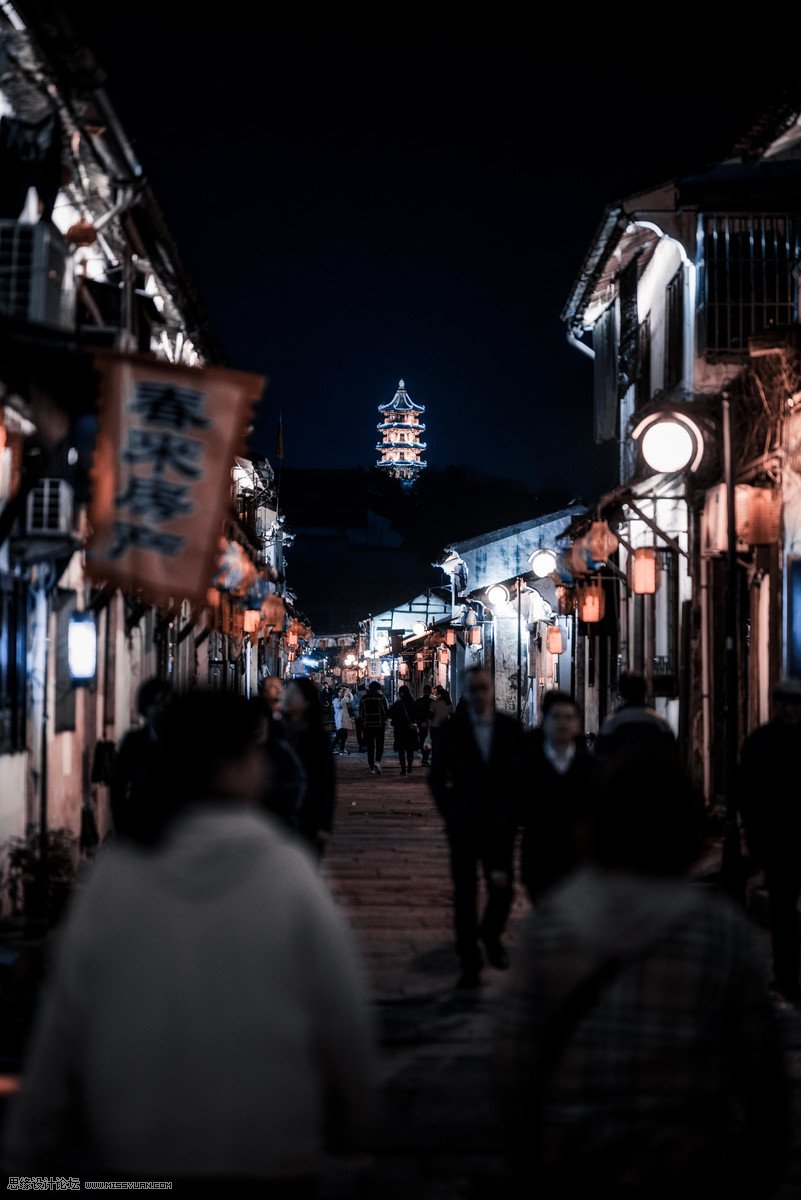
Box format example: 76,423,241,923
25,479,74,536
702,483,781,555
0,220,74,329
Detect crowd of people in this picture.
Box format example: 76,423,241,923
2,664,798,1195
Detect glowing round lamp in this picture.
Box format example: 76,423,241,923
640,419,695,473
487,585,508,606
530,549,557,578
412,621,426,636
545,625,564,654
578,580,605,624
68,612,97,685
631,547,659,595
344,653,357,666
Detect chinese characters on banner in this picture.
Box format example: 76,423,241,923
86,351,265,609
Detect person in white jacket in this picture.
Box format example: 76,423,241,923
332,686,355,755
1,689,378,1190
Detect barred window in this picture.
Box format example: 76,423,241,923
702,214,801,355
665,269,684,390
0,574,27,753
635,316,651,410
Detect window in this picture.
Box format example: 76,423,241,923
635,317,651,410
0,574,27,753
665,269,684,390
702,214,801,355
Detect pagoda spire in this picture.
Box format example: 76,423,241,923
375,379,427,486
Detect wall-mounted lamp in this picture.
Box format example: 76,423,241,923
631,410,706,474
398,660,409,677
438,647,450,665
467,627,482,646
68,611,97,685
529,549,557,578
486,584,509,606
444,628,457,646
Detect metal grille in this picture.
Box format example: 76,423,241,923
702,214,801,355
0,220,69,327
665,268,684,389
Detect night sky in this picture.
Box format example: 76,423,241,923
57,12,799,504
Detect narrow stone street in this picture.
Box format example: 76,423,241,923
319,749,525,1199
319,749,801,1200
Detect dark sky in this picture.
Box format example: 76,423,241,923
58,12,799,504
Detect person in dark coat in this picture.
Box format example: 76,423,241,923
257,675,306,834
516,690,598,905
428,665,525,988
283,678,336,860
594,669,677,765
360,682,389,775
109,676,174,840
389,684,419,775
738,676,801,1004
413,685,434,766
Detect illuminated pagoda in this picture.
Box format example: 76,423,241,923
375,379,427,485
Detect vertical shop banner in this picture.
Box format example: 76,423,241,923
86,351,265,608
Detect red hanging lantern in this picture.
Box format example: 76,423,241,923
545,625,564,654
630,547,659,595
577,578,605,623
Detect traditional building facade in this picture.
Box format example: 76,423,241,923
435,508,586,722
0,5,292,917
560,96,801,809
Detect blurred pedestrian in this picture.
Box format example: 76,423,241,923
319,680,335,738
428,666,525,987
257,675,306,834
738,676,801,1004
109,676,174,840
332,686,354,755
360,682,388,776
1,689,378,1188
494,751,791,1199
351,683,367,751
516,690,598,905
594,669,677,764
389,683,419,775
283,677,337,860
413,684,434,766
429,684,454,763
